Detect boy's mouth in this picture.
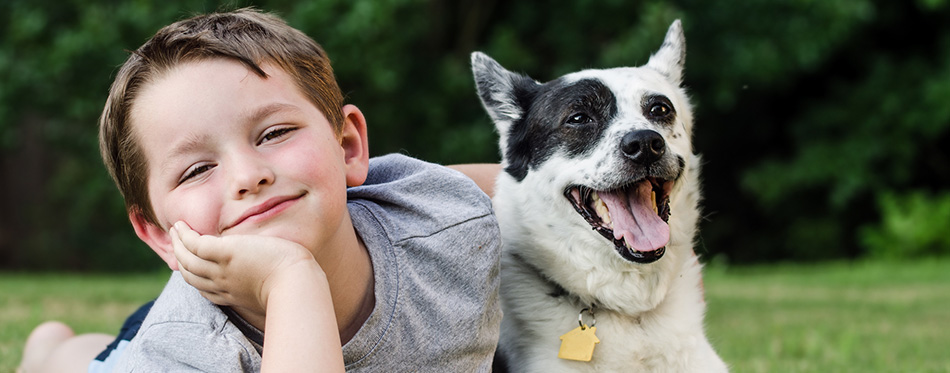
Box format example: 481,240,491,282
224,193,306,231
565,178,672,263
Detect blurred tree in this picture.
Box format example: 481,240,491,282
860,191,950,259
0,0,947,271
713,0,950,262
0,0,227,271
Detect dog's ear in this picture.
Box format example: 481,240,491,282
471,52,537,135
472,52,540,181
646,20,686,86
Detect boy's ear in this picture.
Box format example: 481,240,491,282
339,104,370,187
129,210,179,271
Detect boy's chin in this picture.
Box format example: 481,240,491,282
226,224,316,248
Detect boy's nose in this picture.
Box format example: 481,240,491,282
236,177,271,197
230,158,275,198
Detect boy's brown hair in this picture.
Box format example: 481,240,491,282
99,8,344,225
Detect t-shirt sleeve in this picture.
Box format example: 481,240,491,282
109,273,263,372
343,154,502,371
114,321,260,371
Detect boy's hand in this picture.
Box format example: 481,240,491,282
172,222,343,371
170,221,324,316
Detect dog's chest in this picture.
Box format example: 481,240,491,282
500,266,709,372
518,310,690,372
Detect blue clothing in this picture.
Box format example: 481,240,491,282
88,301,154,373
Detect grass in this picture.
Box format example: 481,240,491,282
0,271,168,372
703,259,950,372
2,260,948,372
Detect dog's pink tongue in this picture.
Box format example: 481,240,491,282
599,181,669,252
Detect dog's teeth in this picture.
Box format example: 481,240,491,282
651,191,658,214
592,192,611,226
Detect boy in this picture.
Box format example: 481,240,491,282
20,8,501,372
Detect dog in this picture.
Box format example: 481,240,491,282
471,20,727,372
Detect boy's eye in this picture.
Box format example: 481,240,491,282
179,164,214,184
258,127,297,145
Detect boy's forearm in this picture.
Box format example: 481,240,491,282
448,163,501,198
261,261,344,372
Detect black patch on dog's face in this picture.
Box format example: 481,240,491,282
642,94,676,127
504,78,617,181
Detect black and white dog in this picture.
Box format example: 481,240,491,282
472,21,727,372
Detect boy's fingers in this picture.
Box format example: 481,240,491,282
173,222,227,263
197,290,231,307
172,228,220,279
176,251,219,280
172,222,203,254
178,265,222,294
170,226,197,268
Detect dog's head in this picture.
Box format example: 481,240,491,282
473,20,693,265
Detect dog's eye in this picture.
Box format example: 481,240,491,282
566,113,593,126
649,103,671,118
643,95,676,122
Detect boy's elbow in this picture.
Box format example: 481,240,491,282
447,163,501,198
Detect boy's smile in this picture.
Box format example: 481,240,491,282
224,193,307,231
129,58,368,264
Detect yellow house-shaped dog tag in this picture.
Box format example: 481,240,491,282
558,325,599,361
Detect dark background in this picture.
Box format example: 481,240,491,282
2,0,948,272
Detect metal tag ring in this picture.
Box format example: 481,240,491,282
578,307,596,329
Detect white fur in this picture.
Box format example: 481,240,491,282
477,20,728,372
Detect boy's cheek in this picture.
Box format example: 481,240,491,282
146,232,178,271
157,229,182,271
159,196,223,236
164,257,181,271
130,208,182,271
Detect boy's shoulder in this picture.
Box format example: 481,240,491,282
348,153,494,238
363,153,484,194
341,154,502,371
142,272,229,324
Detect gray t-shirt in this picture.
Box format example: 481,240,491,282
111,154,502,372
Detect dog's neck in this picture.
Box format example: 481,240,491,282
507,242,699,316
510,252,572,301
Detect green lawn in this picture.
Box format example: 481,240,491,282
0,271,168,372
2,260,948,372
704,259,950,372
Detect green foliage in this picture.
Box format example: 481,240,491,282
860,191,950,259
692,0,950,262
1,0,948,270
741,44,950,211
0,0,233,271
741,5,950,257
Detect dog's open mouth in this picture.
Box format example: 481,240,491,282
565,178,673,263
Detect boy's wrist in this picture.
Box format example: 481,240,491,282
262,258,328,310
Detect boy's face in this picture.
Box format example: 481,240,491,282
129,58,368,269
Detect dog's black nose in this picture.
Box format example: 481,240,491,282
621,130,666,164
